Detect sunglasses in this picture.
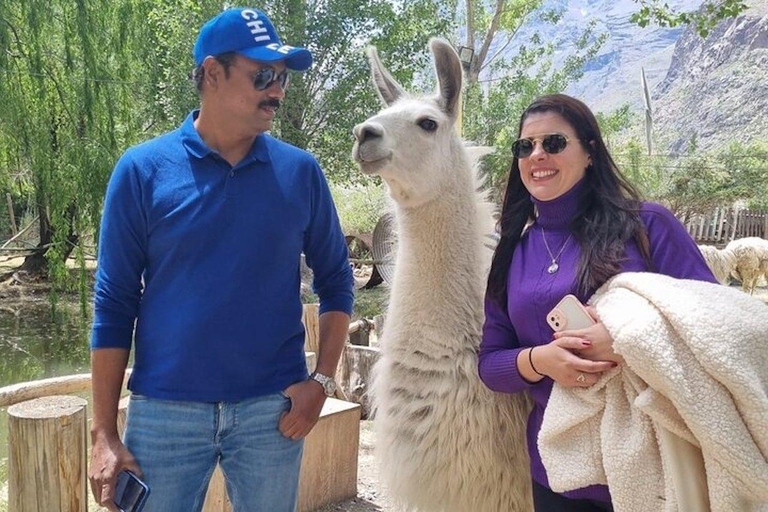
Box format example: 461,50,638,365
512,134,575,159
252,67,290,91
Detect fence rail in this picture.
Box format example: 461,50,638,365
681,208,768,245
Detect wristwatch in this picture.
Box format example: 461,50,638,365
309,371,337,397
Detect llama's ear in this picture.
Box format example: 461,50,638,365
367,46,406,107
430,38,463,118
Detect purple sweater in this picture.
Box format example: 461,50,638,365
479,181,716,503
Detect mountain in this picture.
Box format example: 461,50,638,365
652,2,768,152
498,0,768,151
562,0,701,114
499,0,702,113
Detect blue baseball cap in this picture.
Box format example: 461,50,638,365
193,8,312,71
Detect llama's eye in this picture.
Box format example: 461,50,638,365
417,118,438,132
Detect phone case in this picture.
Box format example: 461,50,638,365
114,471,150,512
546,294,596,332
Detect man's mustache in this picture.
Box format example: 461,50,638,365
259,99,281,111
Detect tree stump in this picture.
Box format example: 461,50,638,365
8,395,88,512
338,344,380,418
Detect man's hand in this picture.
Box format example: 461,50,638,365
88,432,142,511
278,379,326,440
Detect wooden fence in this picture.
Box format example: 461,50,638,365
681,208,768,246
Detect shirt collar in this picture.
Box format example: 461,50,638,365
531,178,585,229
180,110,270,164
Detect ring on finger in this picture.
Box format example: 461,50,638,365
576,373,587,384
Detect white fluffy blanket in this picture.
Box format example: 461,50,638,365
538,272,768,512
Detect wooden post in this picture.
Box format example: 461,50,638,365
0,370,132,409
297,399,361,511
6,193,17,237
338,344,380,418
0,215,38,250
116,395,130,437
348,319,371,346
729,208,739,242
302,303,321,356
8,396,88,512
763,210,768,239
715,207,726,245
302,303,347,400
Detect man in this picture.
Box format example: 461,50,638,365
88,8,354,511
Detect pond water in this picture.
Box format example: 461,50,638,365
0,297,92,500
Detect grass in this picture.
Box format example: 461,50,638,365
353,286,389,321
302,284,390,322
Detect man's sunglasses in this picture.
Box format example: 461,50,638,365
252,67,290,91
512,134,575,159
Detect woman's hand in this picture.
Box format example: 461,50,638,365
554,306,624,365
532,335,617,388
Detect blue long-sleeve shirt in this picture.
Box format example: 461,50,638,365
91,111,354,402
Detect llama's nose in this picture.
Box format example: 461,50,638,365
353,122,384,144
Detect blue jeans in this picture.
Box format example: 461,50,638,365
123,392,303,512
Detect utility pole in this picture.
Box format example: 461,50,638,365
641,67,653,156
457,45,475,138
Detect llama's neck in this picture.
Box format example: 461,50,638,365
389,174,490,322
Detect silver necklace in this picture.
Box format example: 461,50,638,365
541,228,572,274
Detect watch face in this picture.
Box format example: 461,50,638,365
323,380,336,396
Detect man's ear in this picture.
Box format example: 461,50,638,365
202,56,223,89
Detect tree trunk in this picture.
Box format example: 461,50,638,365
15,205,78,278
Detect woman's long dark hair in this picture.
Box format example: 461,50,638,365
487,94,651,307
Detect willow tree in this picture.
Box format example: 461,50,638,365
0,0,154,287
0,0,452,285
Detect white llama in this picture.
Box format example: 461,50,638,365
352,39,533,512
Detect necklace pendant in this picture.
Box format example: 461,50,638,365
547,261,559,274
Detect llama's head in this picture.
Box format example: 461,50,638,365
352,38,465,208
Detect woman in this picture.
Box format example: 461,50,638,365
478,94,716,511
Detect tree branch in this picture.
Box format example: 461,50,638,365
480,11,531,72
474,0,506,78
466,0,474,49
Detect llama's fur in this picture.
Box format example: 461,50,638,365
697,244,736,285
352,39,533,512
725,237,768,294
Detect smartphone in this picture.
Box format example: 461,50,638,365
114,470,150,512
546,294,596,332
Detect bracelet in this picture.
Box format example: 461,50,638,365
529,347,546,377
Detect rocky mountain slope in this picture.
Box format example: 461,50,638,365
651,2,768,152
505,0,768,151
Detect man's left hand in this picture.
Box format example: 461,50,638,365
278,379,326,440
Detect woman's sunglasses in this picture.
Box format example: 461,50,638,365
252,67,290,91
512,134,574,159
